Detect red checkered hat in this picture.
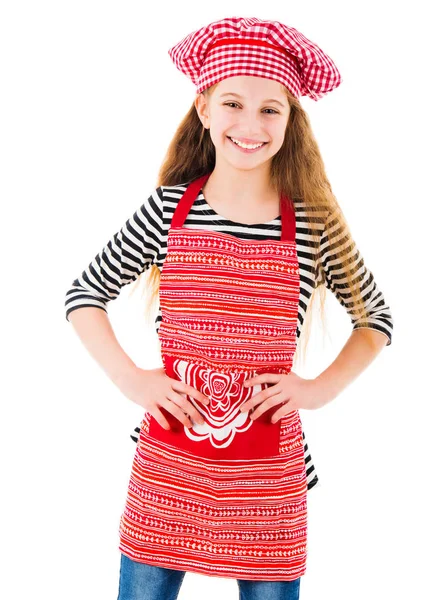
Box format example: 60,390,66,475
168,16,342,101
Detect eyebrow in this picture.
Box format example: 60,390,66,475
219,92,286,108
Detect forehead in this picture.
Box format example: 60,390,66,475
214,75,287,101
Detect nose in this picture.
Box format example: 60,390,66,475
235,110,266,140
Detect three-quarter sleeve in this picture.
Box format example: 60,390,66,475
316,208,393,345
65,186,164,322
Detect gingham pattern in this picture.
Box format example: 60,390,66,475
168,16,342,100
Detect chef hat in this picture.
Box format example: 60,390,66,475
168,16,342,101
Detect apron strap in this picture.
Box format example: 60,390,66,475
171,172,295,242
279,191,295,241
171,173,212,229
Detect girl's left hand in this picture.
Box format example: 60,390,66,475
240,372,333,423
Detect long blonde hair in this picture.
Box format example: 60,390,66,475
129,83,370,368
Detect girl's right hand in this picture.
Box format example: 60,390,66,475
116,366,210,430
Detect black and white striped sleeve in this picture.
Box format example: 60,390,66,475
317,209,393,346
65,186,164,322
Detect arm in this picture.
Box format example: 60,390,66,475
316,208,394,346
314,328,388,405
313,208,393,404
65,187,164,386
65,186,164,321
68,307,138,387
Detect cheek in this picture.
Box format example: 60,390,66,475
209,120,234,146
269,121,287,137
213,112,237,131
269,127,286,148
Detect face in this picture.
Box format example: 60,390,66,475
195,75,290,172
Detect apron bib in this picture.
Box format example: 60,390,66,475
119,173,307,581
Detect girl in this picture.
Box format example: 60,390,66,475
65,16,393,600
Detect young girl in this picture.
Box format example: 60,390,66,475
65,16,393,600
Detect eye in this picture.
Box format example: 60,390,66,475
223,102,279,115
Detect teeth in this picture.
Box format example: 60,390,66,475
230,137,265,149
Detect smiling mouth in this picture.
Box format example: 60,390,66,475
227,137,268,148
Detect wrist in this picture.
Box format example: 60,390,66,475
108,361,139,388
311,374,338,407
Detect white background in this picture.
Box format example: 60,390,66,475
2,1,435,599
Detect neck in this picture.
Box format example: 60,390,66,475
203,165,278,206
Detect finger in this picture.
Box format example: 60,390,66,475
243,373,282,388
167,392,205,426
161,397,195,428
187,384,210,406
249,394,287,421
270,401,291,424
240,385,283,413
172,380,210,406
151,409,171,430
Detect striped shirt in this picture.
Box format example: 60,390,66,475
65,183,394,492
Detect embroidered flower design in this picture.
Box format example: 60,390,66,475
172,358,262,449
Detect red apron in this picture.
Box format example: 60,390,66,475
118,173,307,581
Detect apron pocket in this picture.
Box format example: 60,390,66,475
147,408,282,460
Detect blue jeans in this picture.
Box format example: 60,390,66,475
117,553,300,599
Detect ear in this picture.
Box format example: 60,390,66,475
194,93,209,129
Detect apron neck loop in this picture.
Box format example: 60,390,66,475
171,172,212,229
279,192,295,241
171,171,295,242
